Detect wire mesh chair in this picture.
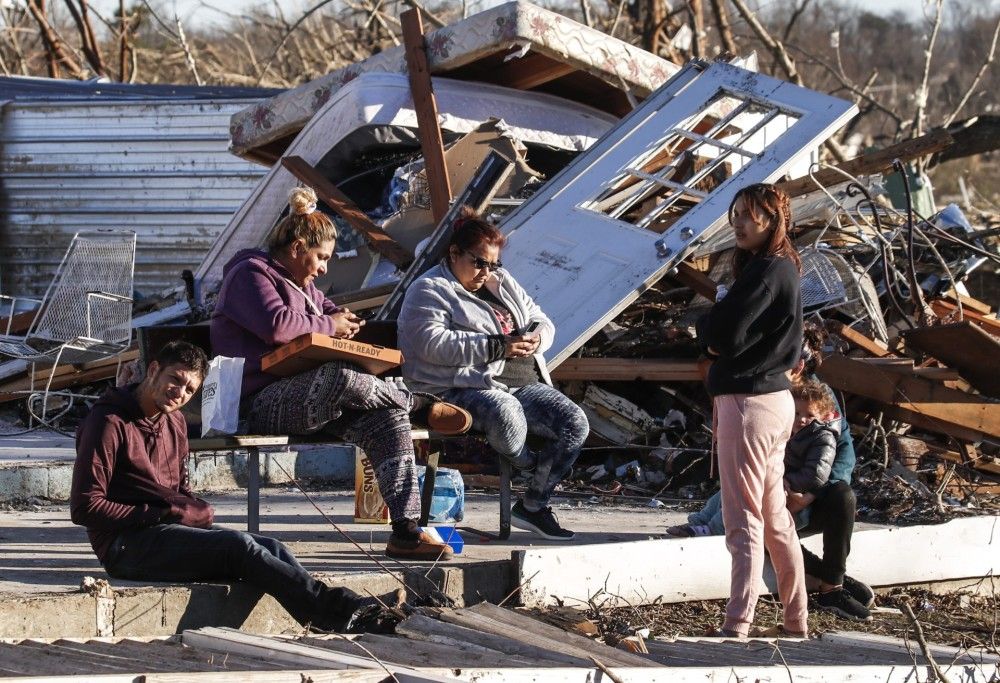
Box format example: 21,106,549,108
799,245,888,343
0,231,136,424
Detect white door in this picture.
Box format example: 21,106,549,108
499,61,858,367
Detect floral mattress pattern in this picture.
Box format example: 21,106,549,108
230,0,678,158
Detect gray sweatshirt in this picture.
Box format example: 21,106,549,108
397,262,554,395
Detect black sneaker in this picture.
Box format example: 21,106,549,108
815,588,873,622
510,500,574,541
843,574,875,608
344,602,404,634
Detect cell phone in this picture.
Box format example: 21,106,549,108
518,321,540,335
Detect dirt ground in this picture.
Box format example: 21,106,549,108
562,587,1000,651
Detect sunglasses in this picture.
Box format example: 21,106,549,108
464,250,503,272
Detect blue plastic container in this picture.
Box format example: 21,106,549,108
416,465,465,523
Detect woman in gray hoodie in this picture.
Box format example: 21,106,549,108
398,211,589,541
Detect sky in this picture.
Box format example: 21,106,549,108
86,0,988,30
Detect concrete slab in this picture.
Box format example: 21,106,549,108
514,515,1000,608
0,488,683,638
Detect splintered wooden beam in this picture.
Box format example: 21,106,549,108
825,320,892,357
401,8,452,222
776,129,953,197
891,434,1000,476
550,357,702,382
490,53,576,89
902,321,1000,398
281,156,412,269
0,349,139,403
817,353,1000,441
671,261,718,300
929,299,1000,338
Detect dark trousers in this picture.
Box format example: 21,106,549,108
798,480,855,586
104,524,361,631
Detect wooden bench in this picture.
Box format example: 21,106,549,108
188,431,513,539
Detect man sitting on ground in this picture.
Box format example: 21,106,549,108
70,341,394,632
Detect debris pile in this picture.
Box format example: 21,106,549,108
0,3,995,532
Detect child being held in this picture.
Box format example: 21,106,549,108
783,380,840,521
668,379,840,536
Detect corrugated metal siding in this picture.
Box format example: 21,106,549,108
0,99,269,297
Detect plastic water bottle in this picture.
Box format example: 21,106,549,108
416,466,465,523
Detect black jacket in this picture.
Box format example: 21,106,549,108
696,254,802,397
784,418,840,493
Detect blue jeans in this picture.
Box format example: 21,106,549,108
104,524,361,631
689,490,810,535
441,383,589,510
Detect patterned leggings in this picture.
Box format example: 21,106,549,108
441,383,589,511
246,361,421,522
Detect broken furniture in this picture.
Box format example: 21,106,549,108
198,72,616,297
228,1,681,164
0,231,136,424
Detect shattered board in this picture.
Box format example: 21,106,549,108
497,60,858,367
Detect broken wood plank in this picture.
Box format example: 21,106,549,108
825,320,891,357
944,291,993,315
396,613,589,666
671,261,718,300
461,601,655,668
930,299,1000,337
281,156,412,269
490,53,576,90
402,8,452,222
902,321,1000,398
891,434,1000,476
0,349,140,403
550,358,702,382
817,353,1000,441
304,633,535,669
776,129,953,197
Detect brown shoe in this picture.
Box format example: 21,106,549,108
426,402,472,435
410,393,472,435
385,530,454,561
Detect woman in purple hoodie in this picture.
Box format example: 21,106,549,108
210,186,469,562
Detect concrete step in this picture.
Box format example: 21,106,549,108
0,490,680,638
0,563,512,639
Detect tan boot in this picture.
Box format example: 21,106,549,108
385,530,454,561
410,393,472,435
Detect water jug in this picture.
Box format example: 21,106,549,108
416,466,464,523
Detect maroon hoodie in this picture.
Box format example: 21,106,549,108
210,249,340,398
71,385,207,564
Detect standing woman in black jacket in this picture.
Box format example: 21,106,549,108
696,183,808,638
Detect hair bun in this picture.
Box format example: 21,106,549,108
288,186,318,216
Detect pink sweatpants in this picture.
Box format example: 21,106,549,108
716,391,808,636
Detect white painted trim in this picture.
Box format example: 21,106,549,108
514,516,1000,608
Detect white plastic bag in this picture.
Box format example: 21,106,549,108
201,355,244,437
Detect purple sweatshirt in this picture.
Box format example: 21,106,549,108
210,249,340,397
